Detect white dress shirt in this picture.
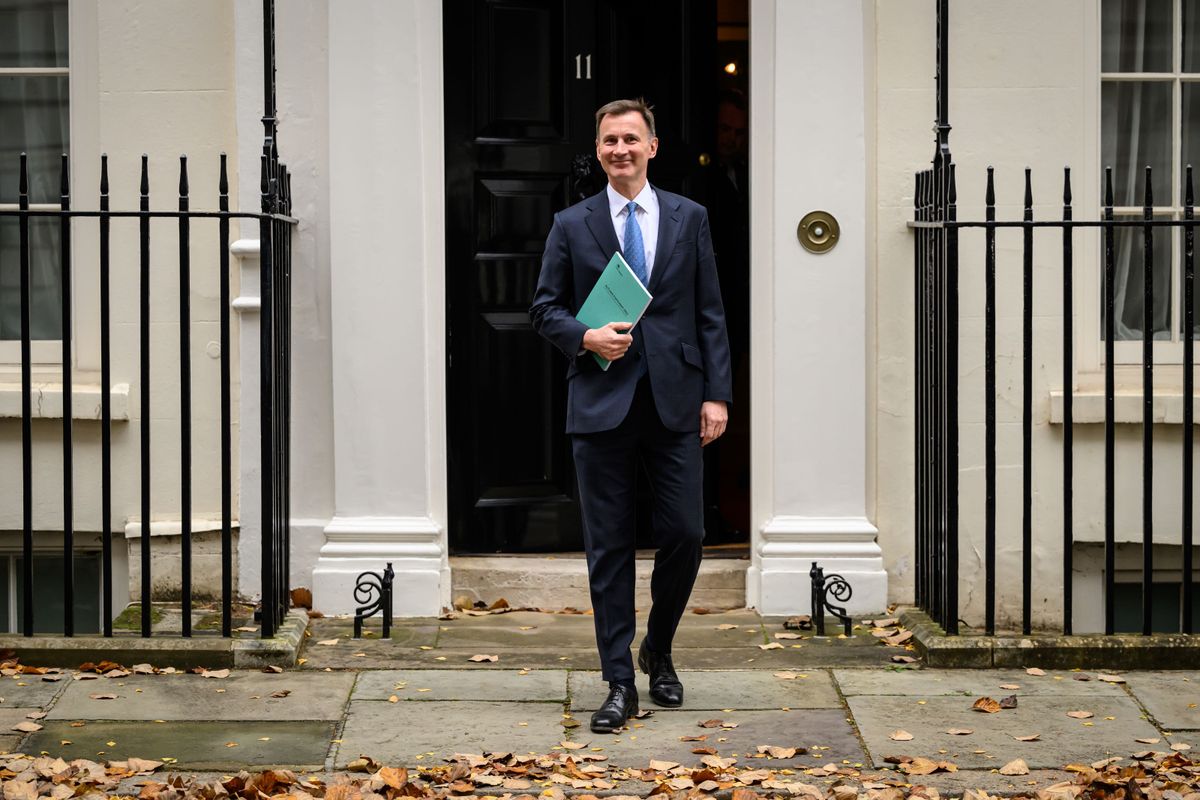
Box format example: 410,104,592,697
607,182,659,280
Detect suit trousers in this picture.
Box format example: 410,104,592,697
571,375,705,683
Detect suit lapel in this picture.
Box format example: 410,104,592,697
584,191,621,261
648,188,682,294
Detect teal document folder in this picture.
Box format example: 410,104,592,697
575,251,653,371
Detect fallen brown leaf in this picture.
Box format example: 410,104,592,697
945,728,974,735
972,697,1002,713
468,654,499,662
1014,733,1041,742
889,730,914,741
1066,710,1094,719
1026,667,1047,676
999,758,1029,776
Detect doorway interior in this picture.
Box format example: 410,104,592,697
442,0,751,556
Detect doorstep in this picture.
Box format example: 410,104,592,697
449,551,749,611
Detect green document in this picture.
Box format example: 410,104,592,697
575,251,653,371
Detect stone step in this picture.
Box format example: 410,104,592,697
449,554,749,611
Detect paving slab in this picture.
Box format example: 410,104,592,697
0,735,21,754
1123,671,1200,730
569,670,842,712
352,669,567,702
335,700,566,767
301,648,602,671
0,708,44,733
21,720,335,769
847,694,1161,770
47,672,356,721
570,708,864,769
436,613,599,650
0,675,67,707
835,669,1129,697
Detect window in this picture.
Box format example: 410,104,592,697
0,552,101,634
0,0,68,342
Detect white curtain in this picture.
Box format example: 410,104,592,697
0,0,69,341
1103,0,1173,340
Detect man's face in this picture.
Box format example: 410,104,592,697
596,111,658,187
716,101,748,161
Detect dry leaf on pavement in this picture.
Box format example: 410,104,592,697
945,728,974,735
1026,667,1047,676
972,697,1002,713
889,730,914,741
999,694,1018,709
468,654,499,662
317,639,339,646
1014,733,1041,741
999,759,1029,776
758,642,784,650
1097,673,1125,683
1066,710,1094,719
88,693,117,700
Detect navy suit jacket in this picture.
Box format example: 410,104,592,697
530,186,732,434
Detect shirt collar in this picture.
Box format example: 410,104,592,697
607,182,657,218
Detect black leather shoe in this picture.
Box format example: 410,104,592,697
590,683,638,733
638,638,683,707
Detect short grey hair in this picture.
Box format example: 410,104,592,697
595,98,656,138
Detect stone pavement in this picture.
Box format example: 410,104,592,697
3,609,1198,795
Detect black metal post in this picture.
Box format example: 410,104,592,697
1104,168,1116,635
179,156,192,637
1062,167,1074,635
1185,165,1195,636
945,163,959,635
984,166,996,635
220,154,233,638
19,153,33,637
139,154,152,637
1142,167,1155,635
60,154,74,636
1022,168,1033,635
100,154,113,637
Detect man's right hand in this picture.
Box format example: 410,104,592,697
582,322,633,361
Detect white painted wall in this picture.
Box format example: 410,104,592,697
873,0,1200,632
0,1,240,609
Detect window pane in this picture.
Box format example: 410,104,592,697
1102,216,1173,340
1104,0,1173,72
15,554,101,635
0,76,69,204
1102,81,1172,206
0,217,62,340
1183,84,1200,202
0,1,67,68
1185,0,1200,71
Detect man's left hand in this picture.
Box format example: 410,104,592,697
699,401,728,447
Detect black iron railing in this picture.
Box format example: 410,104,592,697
911,160,1196,637
2,151,295,639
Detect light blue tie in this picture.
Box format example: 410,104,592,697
623,200,648,285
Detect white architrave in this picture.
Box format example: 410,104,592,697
746,0,886,615
312,0,450,616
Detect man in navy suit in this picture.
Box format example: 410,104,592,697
530,98,732,733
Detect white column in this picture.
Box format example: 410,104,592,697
747,0,885,615
312,0,449,615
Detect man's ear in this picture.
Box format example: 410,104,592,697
648,137,659,158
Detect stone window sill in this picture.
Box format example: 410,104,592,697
1050,389,1198,425
0,382,130,421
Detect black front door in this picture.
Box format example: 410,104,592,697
445,0,717,553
